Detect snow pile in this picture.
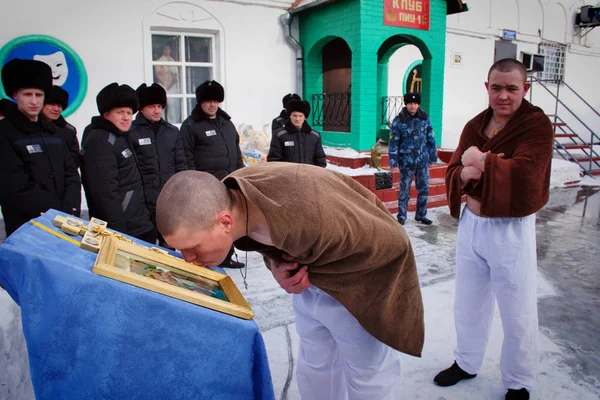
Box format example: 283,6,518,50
326,164,380,176
324,146,369,159
550,158,582,187
580,175,600,186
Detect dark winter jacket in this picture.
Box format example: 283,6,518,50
389,107,437,169
267,121,327,167
271,109,288,135
0,105,81,236
181,107,244,180
80,116,153,238
52,115,81,170
128,113,187,214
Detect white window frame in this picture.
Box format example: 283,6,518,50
151,30,218,123
143,2,226,126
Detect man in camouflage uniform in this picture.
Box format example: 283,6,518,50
388,92,437,225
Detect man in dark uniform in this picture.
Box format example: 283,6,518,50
0,59,81,237
80,83,155,243
129,83,187,247
42,85,80,172
267,99,327,167
181,80,245,269
271,93,301,134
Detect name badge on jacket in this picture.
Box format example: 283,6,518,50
121,149,133,158
26,144,44,154
205,130,217,137
284,141,295,147
139,138,152,146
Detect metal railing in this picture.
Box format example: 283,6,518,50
311,92,351,131
381,96,404,127
550,115,600,175
528,76,599,176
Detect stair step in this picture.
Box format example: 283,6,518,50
575,156,600,162
560,144,592,150
552,122,567,127
592,170,600,176
554,134,578,138
383,193,449,214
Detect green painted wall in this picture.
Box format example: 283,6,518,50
299,0,447,150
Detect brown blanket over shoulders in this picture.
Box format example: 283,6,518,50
225,163,424,357
446,99,554,218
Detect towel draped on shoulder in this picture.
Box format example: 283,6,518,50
446,99,554,219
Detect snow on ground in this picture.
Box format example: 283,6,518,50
550,158,583,187
230,201,600,400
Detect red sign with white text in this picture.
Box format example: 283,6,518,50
384,0,430,31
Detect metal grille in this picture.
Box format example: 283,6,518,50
311,92,351,130
381,96,404,127
537,42,566,83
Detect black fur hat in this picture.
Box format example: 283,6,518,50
195,80,224,104
137,83,167,109
44,85,69,109
1,58,53,97
282,93,301,108
286,99,311,118
403,92,421,105
96,83,139,114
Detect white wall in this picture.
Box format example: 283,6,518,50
439,0,600,148
0,0,297,134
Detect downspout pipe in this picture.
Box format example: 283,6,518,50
280,13,303,96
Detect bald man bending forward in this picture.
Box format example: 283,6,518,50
156,163,424,400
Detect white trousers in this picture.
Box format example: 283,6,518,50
454,207,539,391
293,285,402,400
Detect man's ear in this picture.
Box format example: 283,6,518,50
216,211,234,233
523,83,531,96
484,82,490,91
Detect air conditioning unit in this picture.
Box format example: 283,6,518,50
521,52,545,72
577,6,600,26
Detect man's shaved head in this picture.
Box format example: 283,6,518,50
487,58,527,83
156,170,232,237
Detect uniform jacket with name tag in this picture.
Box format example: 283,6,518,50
0,104,81,236
80,116,153,238
128,113,187,215
181,106,244,180
267,121,327,167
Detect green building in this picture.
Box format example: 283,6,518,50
291,0,468,150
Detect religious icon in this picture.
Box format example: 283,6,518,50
93,237,254,319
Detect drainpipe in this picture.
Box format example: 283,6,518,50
279,13,303,96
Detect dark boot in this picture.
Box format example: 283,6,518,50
415,217,433,225
505,389,529,400
434,361,477,387
398,219,405,225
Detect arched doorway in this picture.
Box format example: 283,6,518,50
322,38,351,132
376,35,432,142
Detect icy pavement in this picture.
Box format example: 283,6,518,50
229,185,600,400
1,186,599,400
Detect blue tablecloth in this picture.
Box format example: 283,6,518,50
0,209,274,400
